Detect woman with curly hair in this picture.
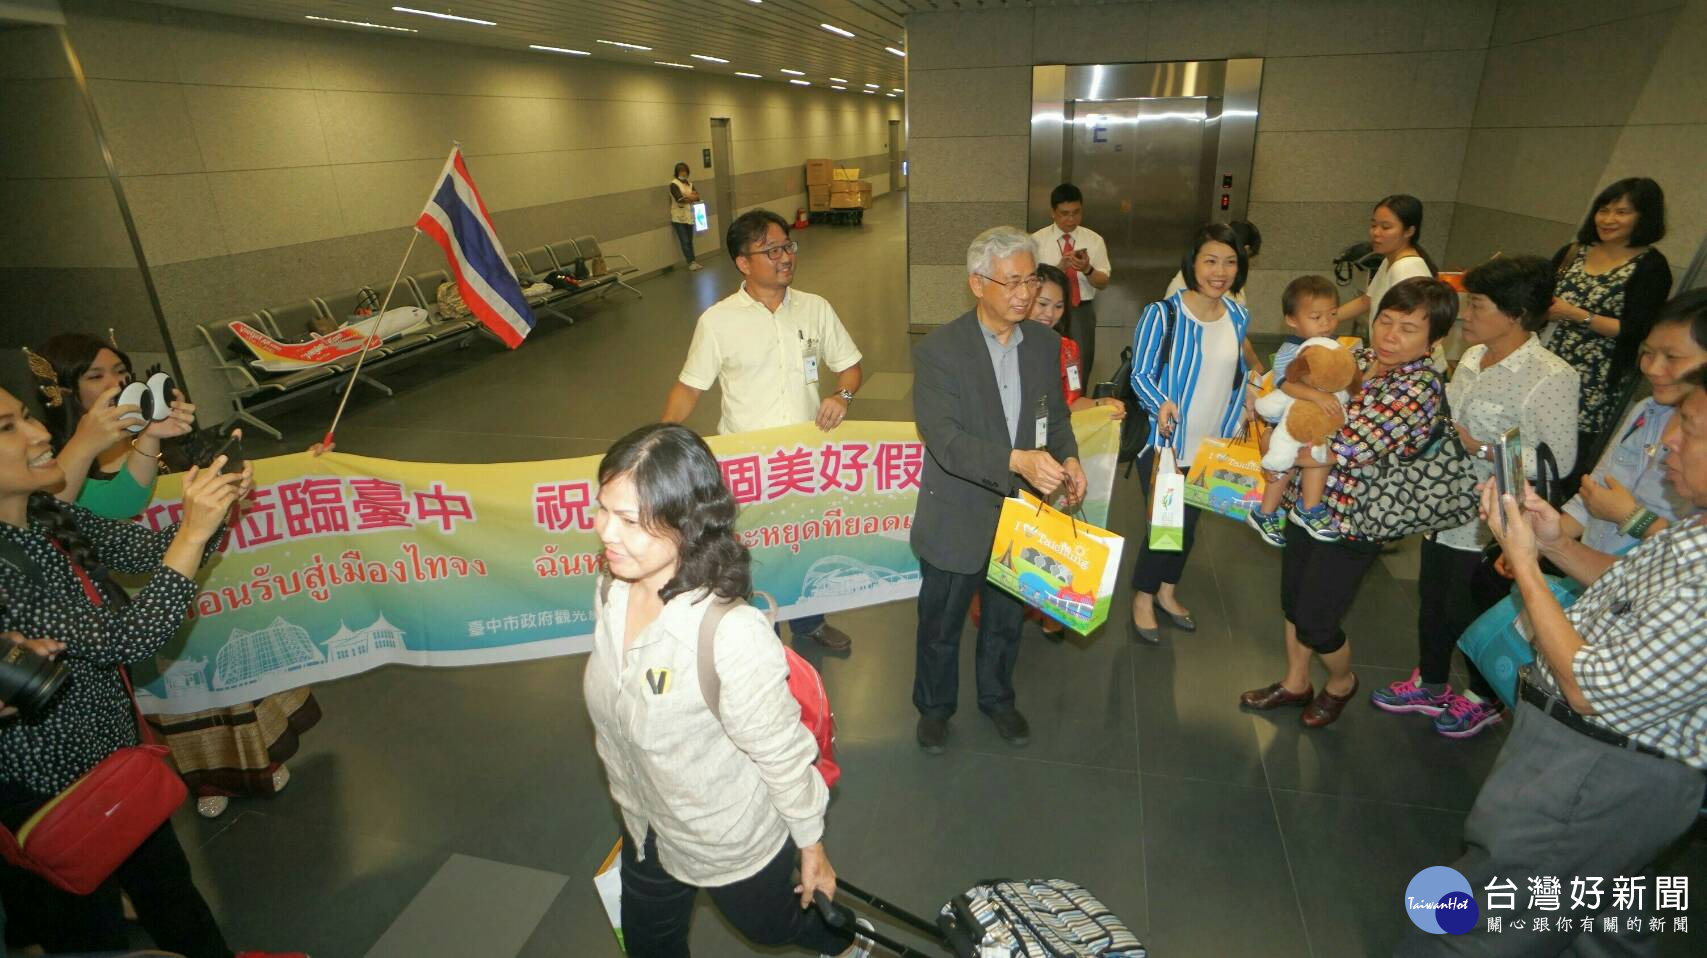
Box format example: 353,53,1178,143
583,423,870,958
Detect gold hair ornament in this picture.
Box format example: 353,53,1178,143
21,347,68,408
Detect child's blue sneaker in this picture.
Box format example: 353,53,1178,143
1244,507,1287,547
1290,502,1341,541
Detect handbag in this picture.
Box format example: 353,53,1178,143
0,549,186,895
1346,378,1479,542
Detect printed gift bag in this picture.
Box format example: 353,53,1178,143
1185,423,1267,522
594,838,625,951
987,490,1125,634
1148,448,1186,552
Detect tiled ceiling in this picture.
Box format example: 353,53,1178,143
149,0,929,92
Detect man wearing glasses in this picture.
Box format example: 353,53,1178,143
910,226,1087,753
664,208,864,653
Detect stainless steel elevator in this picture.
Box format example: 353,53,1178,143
1030,60,1263,381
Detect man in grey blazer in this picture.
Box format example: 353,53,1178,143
911,226,1087,753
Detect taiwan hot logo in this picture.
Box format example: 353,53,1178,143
1407,866,1479,935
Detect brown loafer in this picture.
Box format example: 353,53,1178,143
1301,676,1360,728
1239,681,1315,711
804,623,852,652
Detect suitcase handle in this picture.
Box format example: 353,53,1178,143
813,891,946,958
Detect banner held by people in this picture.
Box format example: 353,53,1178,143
127,412,1119,714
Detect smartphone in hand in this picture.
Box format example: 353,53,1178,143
201,429,245,474
1491,427,1524,530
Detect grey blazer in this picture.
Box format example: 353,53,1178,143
910,310,1079,574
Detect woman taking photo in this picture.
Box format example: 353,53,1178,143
1546,177,1671,471
1332,195,1437,335
669,162,704,272
1370,256,1578,740
584,424,869,958
1239,278,1460,728
34,333,320,820
1128,223,1251,645
0,354,297,958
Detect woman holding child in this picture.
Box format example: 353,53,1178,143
1239,277,1460,727
1128,223,1250,645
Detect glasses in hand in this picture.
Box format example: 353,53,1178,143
748,241,799,261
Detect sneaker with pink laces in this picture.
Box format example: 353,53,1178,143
1369,669,1454,716
1433,693,1506,739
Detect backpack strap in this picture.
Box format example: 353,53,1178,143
694,591,780,719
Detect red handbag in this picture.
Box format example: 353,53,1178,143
0,552,187,895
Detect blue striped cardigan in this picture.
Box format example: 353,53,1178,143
1129,291,1250,458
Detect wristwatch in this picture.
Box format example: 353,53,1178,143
836,389,855,404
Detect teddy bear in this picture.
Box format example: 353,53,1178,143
1254,337,1361,472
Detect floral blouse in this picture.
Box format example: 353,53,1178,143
1549,245,1656,439
0,503,215,796
1322,350,1443,540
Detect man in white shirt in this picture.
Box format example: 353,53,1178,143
1030,183,1110,377
662,208,864,652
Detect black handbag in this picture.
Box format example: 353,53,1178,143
1098,299,1177,477
1345,379,1479,542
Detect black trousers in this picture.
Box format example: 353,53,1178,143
1071,298,1097,382
914,558,1025,718
1130,447,1203,594
0,784,231,958
672,221,696,264
1417,538,1507,697
619,829,852,957
1279,526,1383,654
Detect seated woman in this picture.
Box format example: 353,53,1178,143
584,423,870,958
0,352,298,958
32,333,320,819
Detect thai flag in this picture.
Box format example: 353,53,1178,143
416,148,535,348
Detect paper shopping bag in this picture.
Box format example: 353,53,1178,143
1148,448,1186,552
1185,424,1267,522
594,838,625,951
987,491,1126,634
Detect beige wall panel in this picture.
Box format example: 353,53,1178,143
907,9,1037,71
330,158,447,236
1456,126,1622,223
61,0,178,82
0,79,105,178
1600,123,1707,269
907,137,1029,204
910,266,977,326
907,67,1030,139
1267,0,1430,56
908,202,1031,266
1239,268,1302,334
89,79,203,177
1443,204,1575,268
206,166,343,254
450,96,565,158
1258,51,1483,132
1489,0,1683,46
1030,4,1150,65
0,25,72,80
302,32,470,97
1628,0,1707,125
462,151,572,215
1421,0,1500,50
0,266,152,346
314,90,452,166
0,179,131,268
161,7,314,90
1244,201,1383,271
1251,130,1465,203
183,85,328,172
121,173,227,265
1145,0,1272,60
1471,15,1673,130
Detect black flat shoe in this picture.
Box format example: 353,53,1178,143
1127,618,1161,645
1157,605,1197,632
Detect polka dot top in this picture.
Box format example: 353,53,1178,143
0,502,210,797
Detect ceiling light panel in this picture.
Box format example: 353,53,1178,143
305,16,416,32
391,6,494,26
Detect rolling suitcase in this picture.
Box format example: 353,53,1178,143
816,877,1146,957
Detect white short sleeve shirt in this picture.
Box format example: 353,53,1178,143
678,284,863,435
1031,224,1111,303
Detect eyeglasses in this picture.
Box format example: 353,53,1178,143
746,240,799,261
979,274,1042,296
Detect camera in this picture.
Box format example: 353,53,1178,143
0,633,70,717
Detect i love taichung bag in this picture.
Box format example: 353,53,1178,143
1184,421,1267,523
987,490,1124,634
1148,447,1186,552
0,552,186,895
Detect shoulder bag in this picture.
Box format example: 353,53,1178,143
1345,376,1480,542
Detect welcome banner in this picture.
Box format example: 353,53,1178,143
129,412,1119,713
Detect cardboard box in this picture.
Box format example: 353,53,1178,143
830,179,858,195
805,158,833,185
856,180,873,194
808,185,831,210
830,193,867,209
831,167,860,181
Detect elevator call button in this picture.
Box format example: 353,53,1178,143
1220,194,1231,210
1222,174,1233,188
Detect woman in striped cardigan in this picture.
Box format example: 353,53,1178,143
1128,223,1252,644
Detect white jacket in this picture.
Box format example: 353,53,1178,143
584,579,827,885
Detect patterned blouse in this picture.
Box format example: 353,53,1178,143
1549,244,1657,439
1321,350,1443,541
0,503,215,796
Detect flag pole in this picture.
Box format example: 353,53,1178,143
321,227,421,449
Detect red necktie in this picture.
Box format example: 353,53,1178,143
1061,233,1081,307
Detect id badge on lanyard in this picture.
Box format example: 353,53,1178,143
1034,396,1048,449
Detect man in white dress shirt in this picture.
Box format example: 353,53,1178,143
1030,183,1110,377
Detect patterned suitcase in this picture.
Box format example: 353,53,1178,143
817,878,1146,957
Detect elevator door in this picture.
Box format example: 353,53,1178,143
1066,97,1208,380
